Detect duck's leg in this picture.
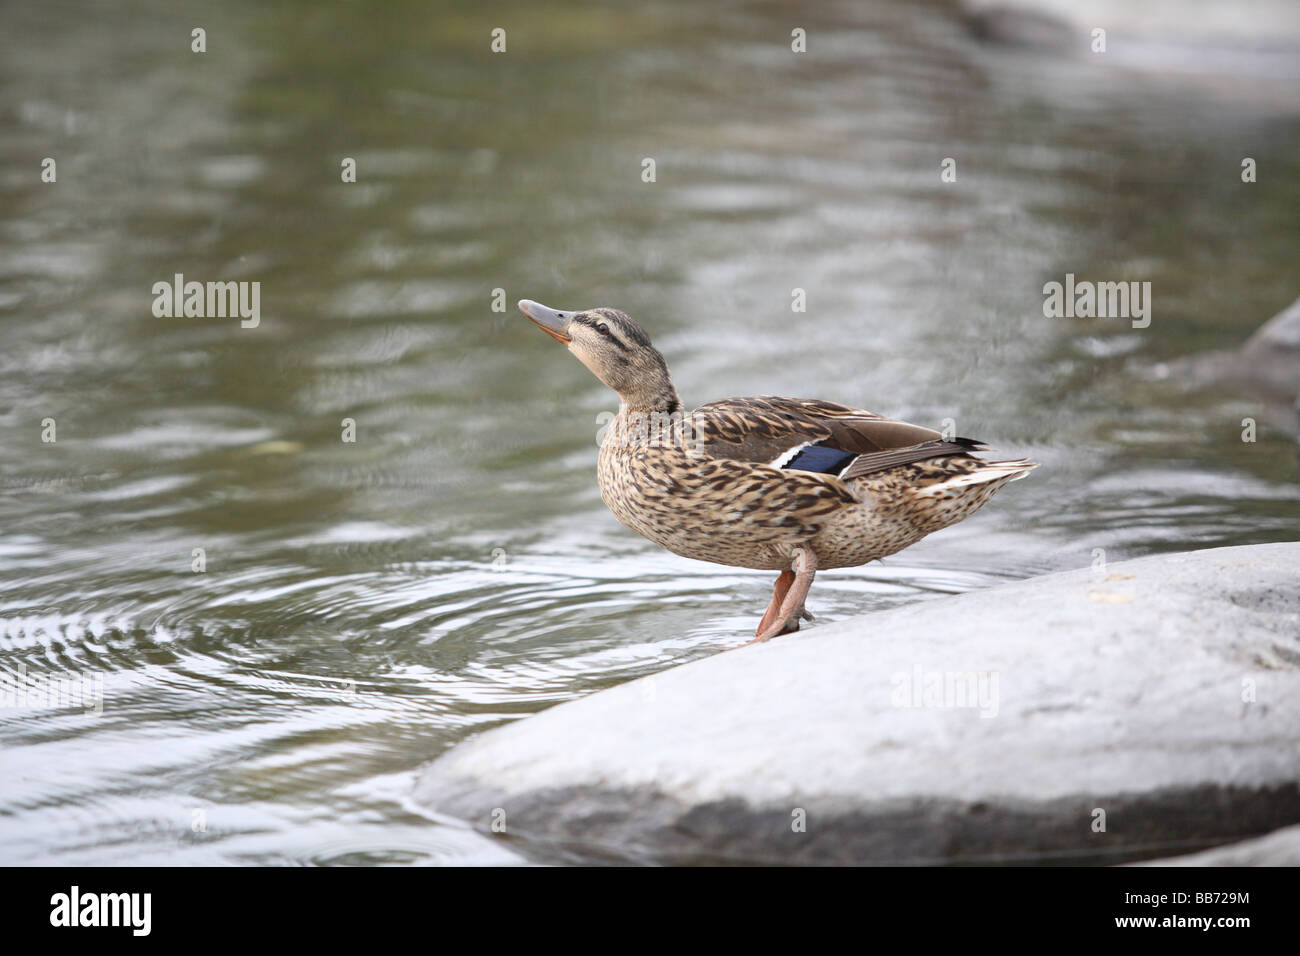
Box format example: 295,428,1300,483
755,569,795,637
749,548,819,643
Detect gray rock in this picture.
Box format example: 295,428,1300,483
416,542,1300,865
1167,296,1300,414
1134,823,1300,866
965,5,1075,52
961,0,1300,54
1241,296,1300,402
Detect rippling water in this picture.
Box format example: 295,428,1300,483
2,0,1298,865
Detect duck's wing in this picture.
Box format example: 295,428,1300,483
681,396,985,480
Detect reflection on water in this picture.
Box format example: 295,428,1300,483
1,0,1298,864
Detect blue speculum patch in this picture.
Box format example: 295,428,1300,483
783,444,858,476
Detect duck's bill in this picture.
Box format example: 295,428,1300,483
518,299,573,344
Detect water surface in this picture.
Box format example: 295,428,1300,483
2,0,1298,864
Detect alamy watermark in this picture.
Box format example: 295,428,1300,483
1,663,103,715
595,409,704,452
152,273,260,328
50,886,150,935
890,665,999,718
1043,273,1150,328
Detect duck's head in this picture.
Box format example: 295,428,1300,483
518,299,680,413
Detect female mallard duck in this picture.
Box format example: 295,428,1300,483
519,299,1037,643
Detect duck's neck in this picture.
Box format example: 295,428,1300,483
617,375,681,417
610,375,683,453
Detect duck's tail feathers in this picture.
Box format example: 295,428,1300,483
915,458,1039,496
837,437,987,481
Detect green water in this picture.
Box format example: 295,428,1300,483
1,0,1297,864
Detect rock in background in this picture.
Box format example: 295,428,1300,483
1169,296,1300,420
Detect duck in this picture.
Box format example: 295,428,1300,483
518,299,1038,643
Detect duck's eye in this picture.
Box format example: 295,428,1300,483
596,323,609,335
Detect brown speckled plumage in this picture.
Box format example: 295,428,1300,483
518,299,1038,641
597,397,1030,571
